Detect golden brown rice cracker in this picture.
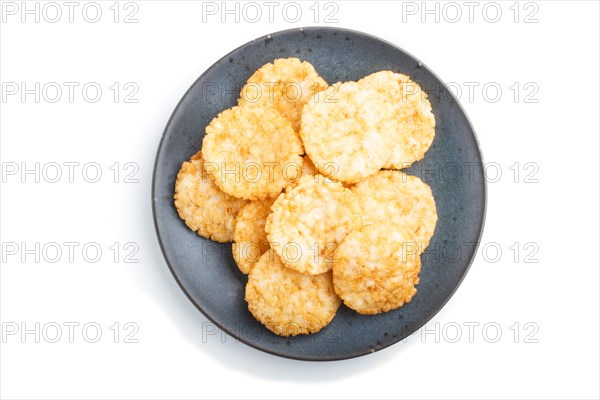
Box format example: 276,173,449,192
358,71,435,169
238,58,328,132
202,105,304,200
232,197,276,274
333,222,421,315
245,249,341,336
350,170,437,252
265,174,361,275
300,81,397,184
174,151,248,242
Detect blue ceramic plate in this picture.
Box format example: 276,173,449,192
152,27,486,361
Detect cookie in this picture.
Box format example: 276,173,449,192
333,222,421,315
232,198,275,274
358,71,435,169
238,57,328,132
266,174,361,274
245,249,341,336
174,151,248,242
350,170,438,252
202,105,304,200
300,81,396,184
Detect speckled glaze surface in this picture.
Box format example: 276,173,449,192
152,27,486,361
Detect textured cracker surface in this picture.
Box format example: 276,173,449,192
174,151,248,242
238,58,328,132
300,81,397,184
266,175,361,275
232,198,275,274
333,222,421,315
245,249,341,336
351,170,438,252
202,106,304,200
358,71,435,169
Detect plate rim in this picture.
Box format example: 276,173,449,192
151,26,488,362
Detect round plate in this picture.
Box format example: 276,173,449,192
152,27,486,361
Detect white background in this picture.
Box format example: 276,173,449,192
1,1,599,399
